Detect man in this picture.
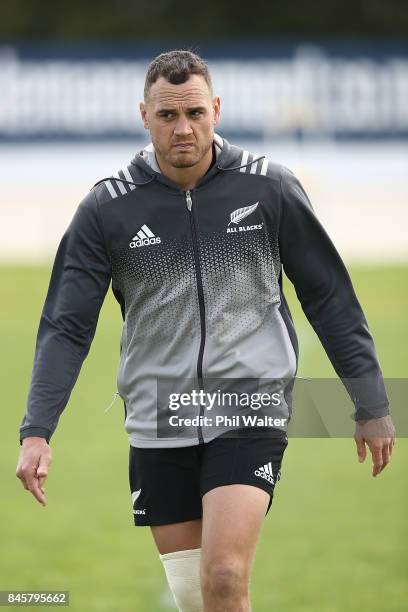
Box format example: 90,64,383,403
16,50,395,612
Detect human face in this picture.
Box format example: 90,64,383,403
140,74,220,169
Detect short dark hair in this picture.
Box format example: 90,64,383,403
144,50,213,99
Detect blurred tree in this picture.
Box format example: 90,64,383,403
1,0,408,39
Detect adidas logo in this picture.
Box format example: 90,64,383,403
129,224,161,248
254,462,275,485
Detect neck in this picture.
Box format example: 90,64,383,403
155,145,214,191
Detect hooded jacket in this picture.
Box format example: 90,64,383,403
19,133,389,448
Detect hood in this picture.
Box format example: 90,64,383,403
129,132,264,191
93,132,265,192
134,132,225,174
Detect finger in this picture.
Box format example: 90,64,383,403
20,476,29,490
370,444,383,476
24,470,47,506
36,455,51,490
27,479,47,506
380,444,390,473
16,469,29,490
19,465,38,492
38,475,47,489
391,436,396,455
354,437,366,463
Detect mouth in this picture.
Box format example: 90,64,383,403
173,142,194,149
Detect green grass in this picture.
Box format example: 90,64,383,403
1,264,407,611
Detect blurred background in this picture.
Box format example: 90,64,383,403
1,1,407,611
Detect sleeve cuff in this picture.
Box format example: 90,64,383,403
19,427,51,445
353,403,390,422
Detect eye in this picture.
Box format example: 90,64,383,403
191,110,203,117
158,112,175,120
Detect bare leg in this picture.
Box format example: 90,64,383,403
200,484,269,612
153,519,203,611
151,519,202,554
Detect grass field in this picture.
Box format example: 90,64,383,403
1,264,407,611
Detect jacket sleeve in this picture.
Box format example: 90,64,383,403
19,189,112,444
278,165,389,421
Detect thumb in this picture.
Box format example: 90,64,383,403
355,438,366,463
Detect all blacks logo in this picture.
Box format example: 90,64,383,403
129,236,161,248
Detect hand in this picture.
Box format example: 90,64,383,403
16,437,52,506
354,415,396,477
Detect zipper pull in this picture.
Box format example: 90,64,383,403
185,190,193,211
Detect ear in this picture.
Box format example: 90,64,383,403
213,96,221,125
140,101,149,129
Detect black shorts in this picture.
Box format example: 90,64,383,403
129,428,289,526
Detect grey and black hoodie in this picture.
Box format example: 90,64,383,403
19,133,389,448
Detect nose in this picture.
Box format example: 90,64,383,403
174,114,193,136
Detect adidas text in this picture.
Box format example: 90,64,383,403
130,237,161,248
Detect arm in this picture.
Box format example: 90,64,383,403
278,166,395,475
16,188,111,504
278,165,389,421
19,189,111,444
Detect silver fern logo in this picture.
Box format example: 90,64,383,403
131,489,141,505
132,489,146,515
226,202,263,234
228,202,259,226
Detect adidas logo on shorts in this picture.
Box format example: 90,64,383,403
254,462,275,485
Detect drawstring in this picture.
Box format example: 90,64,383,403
104,391,120,413
92,175,156,189
217,155,265,172
93,157,265,189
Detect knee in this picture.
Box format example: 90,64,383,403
201,559,248,599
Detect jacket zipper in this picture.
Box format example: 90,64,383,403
185,189,206,445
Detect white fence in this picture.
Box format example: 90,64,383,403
1,140,407,263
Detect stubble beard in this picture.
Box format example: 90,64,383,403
156,138,213,169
